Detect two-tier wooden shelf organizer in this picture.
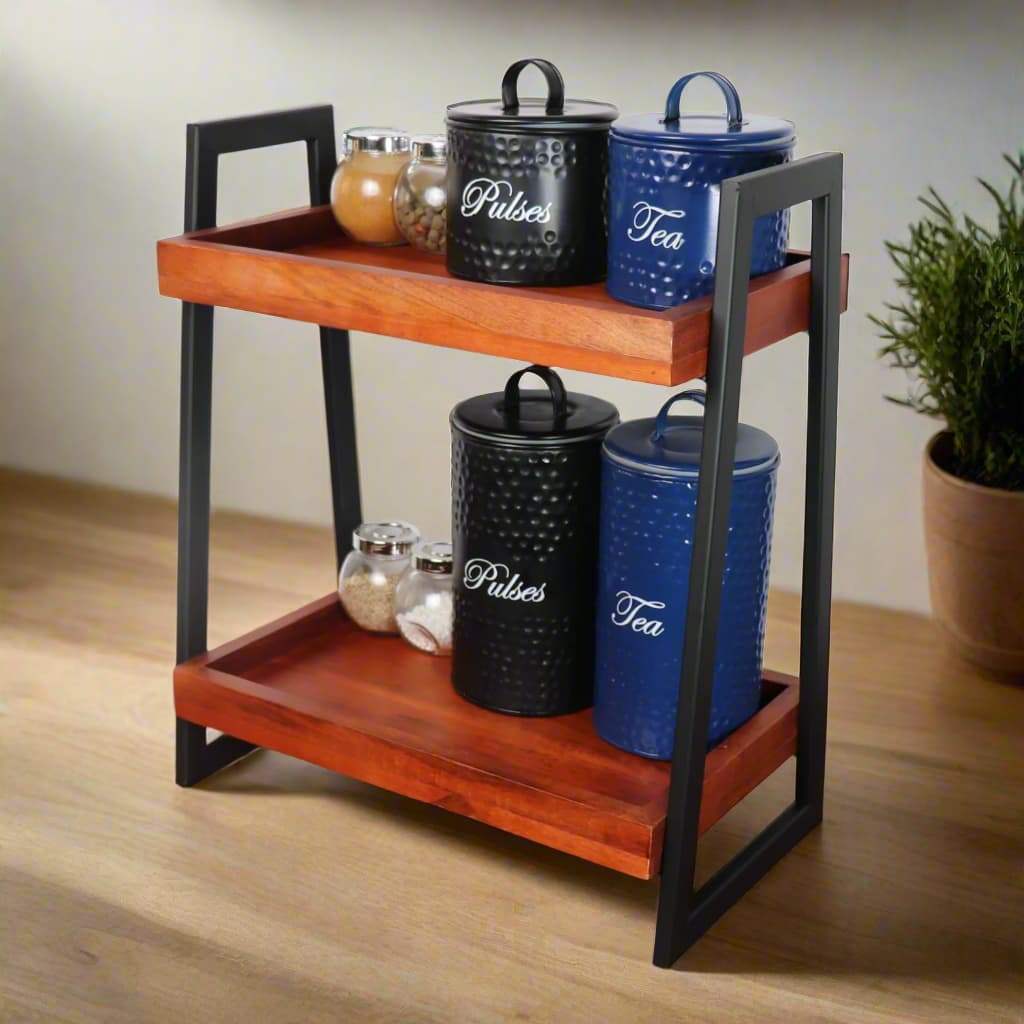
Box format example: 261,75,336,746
158,106,847,969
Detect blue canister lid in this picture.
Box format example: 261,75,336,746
611,71,794,153
603,390,779,477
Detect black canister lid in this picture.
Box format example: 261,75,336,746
451,365,619,446
447,58,617,132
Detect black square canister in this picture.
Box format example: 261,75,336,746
446,59,618,286
451,366,619,715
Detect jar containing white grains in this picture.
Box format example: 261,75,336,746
395,541,453,655
338,521,420,633
393,135,447,254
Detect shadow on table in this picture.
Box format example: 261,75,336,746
198,749,1020,990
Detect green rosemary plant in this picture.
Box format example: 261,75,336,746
871,151,1024,490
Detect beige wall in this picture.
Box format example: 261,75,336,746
2,0,1021,613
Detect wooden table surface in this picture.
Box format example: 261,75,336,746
1,469,1021,1024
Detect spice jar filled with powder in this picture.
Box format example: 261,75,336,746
331,128,411,246
338,521,420,633
395,541,453,655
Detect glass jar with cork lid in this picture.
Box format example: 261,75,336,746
338,521,420,633
330,128,411,246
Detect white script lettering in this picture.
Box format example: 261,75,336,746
460,178,553,224
611,590,666,636
627,202,685,250
463,558,547,603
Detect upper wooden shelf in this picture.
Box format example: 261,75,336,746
157,206,849,385
175,594,799,880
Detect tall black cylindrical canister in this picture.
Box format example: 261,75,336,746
446,58,618,286
451,366,619,715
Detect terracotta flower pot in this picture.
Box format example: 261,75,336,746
923,432,1024,676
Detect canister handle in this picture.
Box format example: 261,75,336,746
651,389,706,441
502,58,566,116
662,72,743,130
503,365,568,424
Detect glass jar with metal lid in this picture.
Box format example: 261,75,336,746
338,521,420,633
394,135,448,254
330,127,411,246
395,541,454,655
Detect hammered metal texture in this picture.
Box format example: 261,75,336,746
447,126,608,286
607,142,791,310
451,430,604,715
593,459,777,759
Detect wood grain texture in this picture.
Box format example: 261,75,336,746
156,206,850,385
2,470,1021,1024
174,594,798,879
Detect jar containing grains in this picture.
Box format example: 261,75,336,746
338,521,420,633
393,135,447,254
395,542,454,655
331,127,411,246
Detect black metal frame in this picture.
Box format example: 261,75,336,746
174,105,362,787
171,106,842,970
653,153,843,966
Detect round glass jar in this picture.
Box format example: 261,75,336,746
338,521,420,633
395,541,453,655
330,128,411,246
393,135,447,254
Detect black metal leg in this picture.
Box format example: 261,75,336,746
653,162,755,966
321,328,363,570
175,297,255,786
176,301,214,665
175,106,343,786
653,154,844,967
797,180,843,816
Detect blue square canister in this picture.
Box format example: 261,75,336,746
593,390,780,759
607,71,795,311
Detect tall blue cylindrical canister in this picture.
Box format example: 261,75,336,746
593,391,780,759
607,71,795,311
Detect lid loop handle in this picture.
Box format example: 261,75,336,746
504,365,568,425
651,389,706,442
662,71,743,130
501,58,566,116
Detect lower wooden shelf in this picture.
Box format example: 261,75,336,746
174,594,799,880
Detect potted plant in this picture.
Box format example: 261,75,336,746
872,152,1024,675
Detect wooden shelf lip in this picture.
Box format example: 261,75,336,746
174,594,799,880
157,205,849,385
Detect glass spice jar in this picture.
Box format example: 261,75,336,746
338,521,420,633
393,135,448,254
330,128,411,246
395,542,453,655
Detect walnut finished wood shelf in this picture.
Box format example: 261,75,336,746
157,205,849,385
174,594,799,880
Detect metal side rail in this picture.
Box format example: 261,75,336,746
653,152,843,967
174,105,362,787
